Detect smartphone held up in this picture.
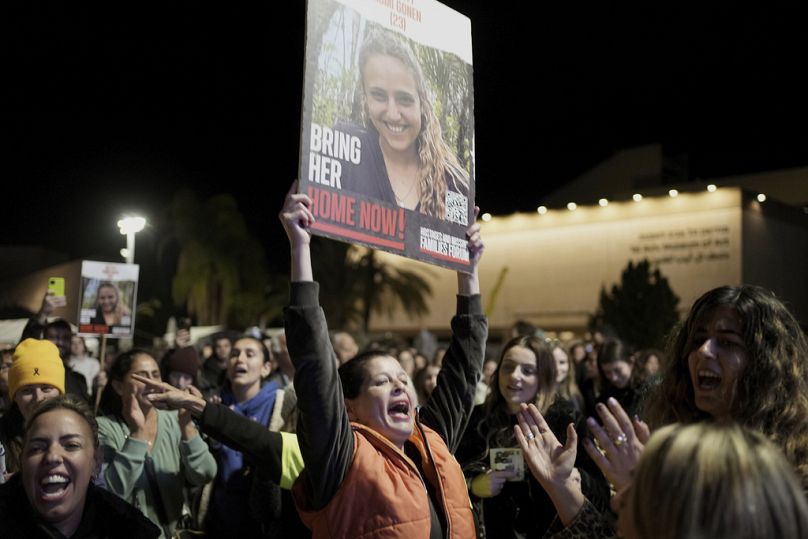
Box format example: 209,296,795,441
47,277,67,307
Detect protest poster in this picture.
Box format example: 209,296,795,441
77,260,139,338
298,0,475,272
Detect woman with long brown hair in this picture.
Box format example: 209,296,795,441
508,284,808,536
455,336,608,537
340,25,471,222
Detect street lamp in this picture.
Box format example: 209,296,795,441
117,215,146,264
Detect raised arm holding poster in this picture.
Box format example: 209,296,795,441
299,0,475,271
77,260,139,337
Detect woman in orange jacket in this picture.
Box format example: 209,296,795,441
279,182,487,538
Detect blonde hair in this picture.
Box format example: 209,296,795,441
550,341,583,414
358,26,470,219
632,423,808,539
96,282,131,323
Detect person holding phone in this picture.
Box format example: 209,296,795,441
20,287,89,403
455,337,608,538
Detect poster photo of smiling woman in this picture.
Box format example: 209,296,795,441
299,0,475,271
78,260,139,338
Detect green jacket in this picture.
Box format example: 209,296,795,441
97,410,217,538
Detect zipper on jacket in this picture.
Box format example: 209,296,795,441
416,414,452,539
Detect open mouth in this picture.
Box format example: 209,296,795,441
39,474,71,500
697,369,721,390
232,365,249,375
388,400,411,419
383,121,408,134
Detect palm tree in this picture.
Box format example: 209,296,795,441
311,237,433,333
165,190,283,327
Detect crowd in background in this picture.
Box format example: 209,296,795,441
1,191,808,538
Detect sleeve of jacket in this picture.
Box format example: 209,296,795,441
283,281,354,510
542,499,616,539
20,317,45,341
419,294,488,452
199,402,303,488
97,416,149,501
179,432,217,486
454,405,489,483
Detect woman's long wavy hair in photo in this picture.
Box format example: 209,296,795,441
358,25,470,219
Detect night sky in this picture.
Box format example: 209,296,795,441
5,2,808,273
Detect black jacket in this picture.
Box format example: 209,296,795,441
456,399,611,539
197,401,310,538
0,473,160,539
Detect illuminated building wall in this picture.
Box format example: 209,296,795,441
371,187,807,334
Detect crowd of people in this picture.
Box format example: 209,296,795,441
1,185,807,538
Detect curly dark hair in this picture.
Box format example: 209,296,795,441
642,285,808,486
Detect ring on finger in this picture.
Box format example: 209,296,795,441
613,432,628,447
525,431,535,441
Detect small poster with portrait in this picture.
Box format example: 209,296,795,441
298,0,475,272
490,447,525,482
77,260,139,338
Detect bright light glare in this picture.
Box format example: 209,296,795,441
669,189,679,197
707,184,717,192
118,216,147,235
567,202,577,211
598,198,608,207
757,193,767,203
633,193,643,202
537,206,548,215
481,213,492,222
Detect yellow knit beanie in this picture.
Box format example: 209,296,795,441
9,338,66,399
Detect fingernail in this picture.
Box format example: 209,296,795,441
607,397,618,406
586,417,597,427
596,403,606,412
633,414,640,422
